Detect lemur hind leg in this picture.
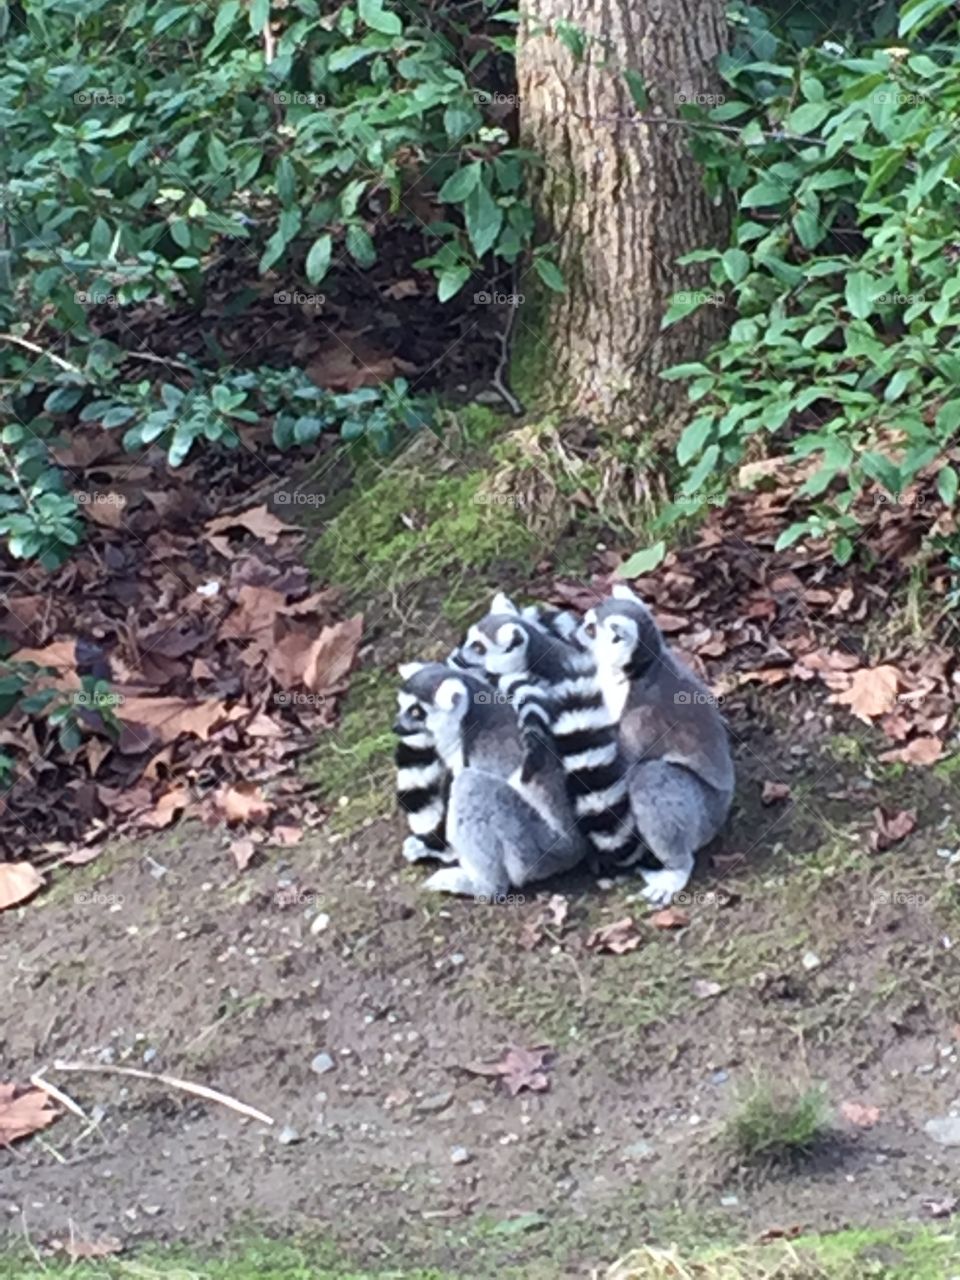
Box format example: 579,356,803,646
423,768,584,899
626,759,729,905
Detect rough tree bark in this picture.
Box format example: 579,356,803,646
516,0,730,429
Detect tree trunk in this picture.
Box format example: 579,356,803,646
515,0,729,430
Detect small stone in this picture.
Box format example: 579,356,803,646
622,1140,655,1161
710,1070,729,1085
925,1116,960,1147
417,1091,453,1114
142,1047,157,1065
450,1146,470,1165
801,950,821,971
311,1052,335,1075
449,952,466,967
310,912,330,935
277,1125,301,1145
720,1194,739,1207
468,1099,487,1116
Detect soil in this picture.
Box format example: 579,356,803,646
2,639,960,1276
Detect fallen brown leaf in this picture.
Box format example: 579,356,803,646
268,614,363,694
878,736,944,766
54,1235,123,1261
649,906,690,929
214,783,274,826
519,894,570,949
140,787,190,830
586,917,642,954
839,1099,880,1128
761,781,792,805
205,504,298,547
465,1046,553,1096
230,838,257,871
924,1196,958,1219
0,862,45,911
272,825,303,847
0,1082,58,1144
833,664,900,721
870,807,917,852
117,696,238,746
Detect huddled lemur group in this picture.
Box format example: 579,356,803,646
392,588,734,906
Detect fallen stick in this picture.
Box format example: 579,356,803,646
51,1061,275,1127
29,1071,88,1120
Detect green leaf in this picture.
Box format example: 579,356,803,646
464,182,503,259
721,248,750,285
623,69,648,110
437,162,482,204
617,540,666,578
681,444,720,495
305,234,332,285
775,522,811,552
437,266,471,302
676,415,714,466
249,0,270,33
792,209,823,250
346,224,377,268
937,464,959,507
741,181,788,207
846,272,878,321
533,258,565,292
899,0,951,36
935,399,960,436
785,101,830,133
358,0,402,36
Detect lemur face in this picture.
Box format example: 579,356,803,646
581,586,662,675
394,663,475,750
463,616,531,677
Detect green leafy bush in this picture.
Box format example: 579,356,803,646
661,0,960,559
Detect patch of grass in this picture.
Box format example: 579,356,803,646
307,669,396,832
724,1078,830,1163
0,1240,447,1280
607,1225,960,1279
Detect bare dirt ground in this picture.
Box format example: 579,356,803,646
3,656,960,1275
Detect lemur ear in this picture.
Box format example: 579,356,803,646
491,591,520,615
435,677,468,712
612,583,641,602
398,661,427,680
495,622,525,652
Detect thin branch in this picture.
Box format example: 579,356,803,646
0,334,84,375
29,1071,89,1120
122,350,194,373
52,1060,275,1126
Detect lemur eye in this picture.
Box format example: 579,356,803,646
470,640,485,654
410,704,425,720
584,622,597,639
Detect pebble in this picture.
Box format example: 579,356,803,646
142,1047,157,1065
277,1125,301,1146
925,1116,960,1147
622,1140,655,1161
801,950,821,971
450,1146,471,1165
417,1091,453,1113
310,913,330,935
720,1194,739,1207
710,1070,729,1086
310,1052,335,1075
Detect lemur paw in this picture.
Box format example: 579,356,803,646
402,836,456,864
422,867,483,897
639,867,691,906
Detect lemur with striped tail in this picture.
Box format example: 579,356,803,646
393,662,586,897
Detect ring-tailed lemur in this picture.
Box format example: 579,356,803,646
393,662,586,896
461,597,638,869
395,597,581,864
579,584,735,905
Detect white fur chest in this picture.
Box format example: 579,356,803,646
597,666,629,721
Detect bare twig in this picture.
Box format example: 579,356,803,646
491,264,525,417
0,333,84,375
51,1060,275,1126
122,350,194,374
262,19,276,65
29,1070,88,1120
